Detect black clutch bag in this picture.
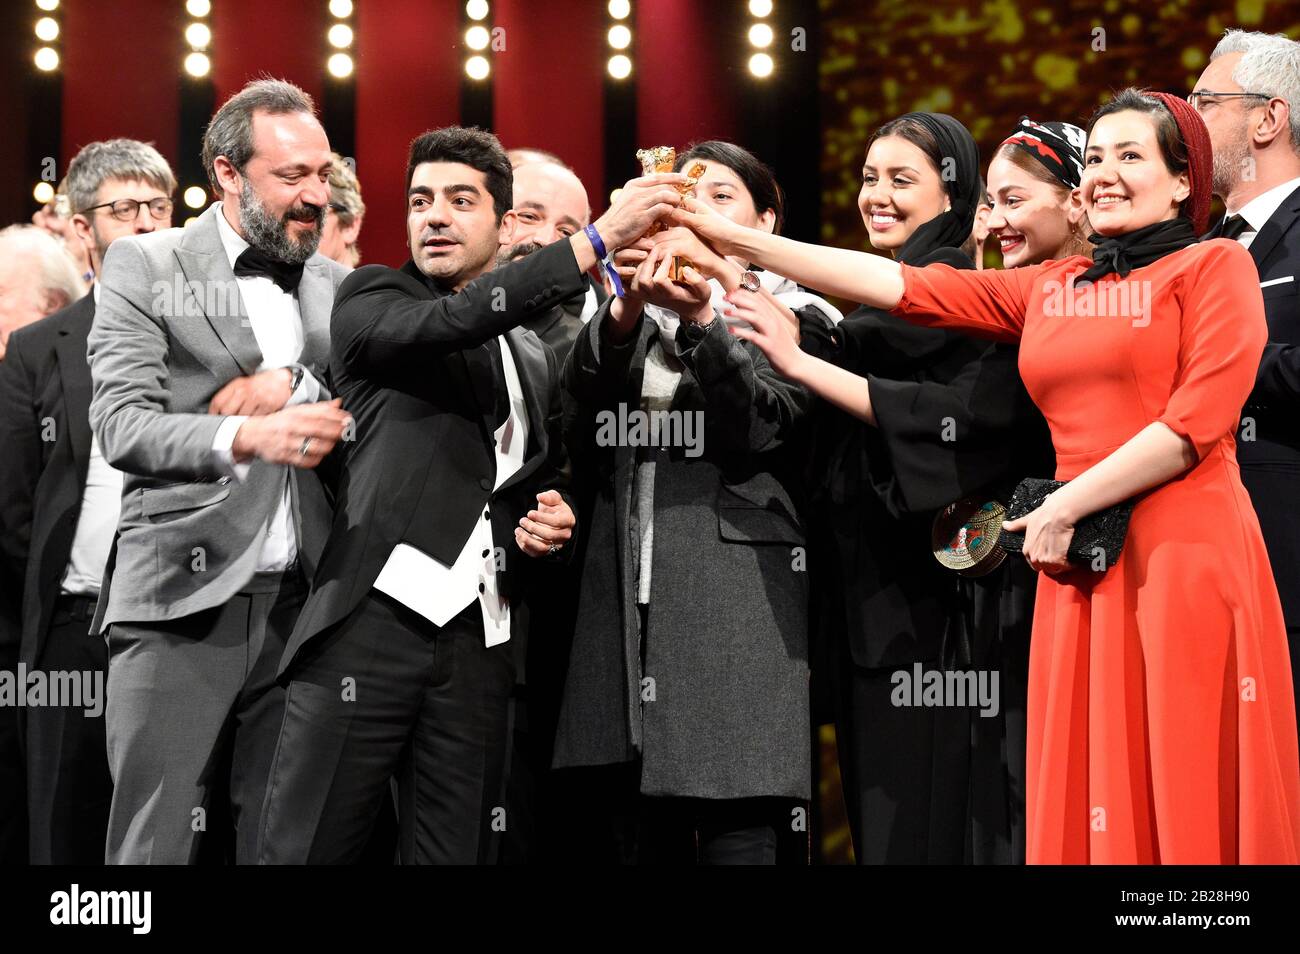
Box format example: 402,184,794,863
999,477,1135,571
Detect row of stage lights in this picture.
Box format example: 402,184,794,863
31,0,778,84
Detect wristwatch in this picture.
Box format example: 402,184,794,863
739,271,761,292
287,364,305,392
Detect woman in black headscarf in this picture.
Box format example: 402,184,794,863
659,112,1053,863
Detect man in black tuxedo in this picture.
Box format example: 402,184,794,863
1195,31,1300,742
0,140,176,863
258,126,685,864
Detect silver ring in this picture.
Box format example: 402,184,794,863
298,437,313,458
547,543,560,556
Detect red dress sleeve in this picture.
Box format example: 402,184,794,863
893,261,1052,342
1156,239,1269,461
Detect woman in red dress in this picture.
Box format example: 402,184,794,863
651,89,1300,863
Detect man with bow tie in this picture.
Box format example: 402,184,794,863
86,79,352,864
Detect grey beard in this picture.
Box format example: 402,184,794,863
238,178,322,264
1211,126,1251,199
498,241,544,266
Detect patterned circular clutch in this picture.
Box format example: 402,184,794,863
931,498,1008,577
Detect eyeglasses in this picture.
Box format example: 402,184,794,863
1186,90,1271,111
79,197,174,222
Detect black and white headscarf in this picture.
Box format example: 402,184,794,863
999,116,1086,190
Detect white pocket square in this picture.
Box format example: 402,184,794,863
1260,275,1295,288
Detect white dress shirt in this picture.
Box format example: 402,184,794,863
1228,175,1300,250
61,281,125,597
210,203,324,573
372,336,529,647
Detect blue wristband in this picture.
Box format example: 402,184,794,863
583,224,625,298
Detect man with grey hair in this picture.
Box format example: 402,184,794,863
86,78,352,863
0,138,174,864
1194,29,1300,747
0,225,85,362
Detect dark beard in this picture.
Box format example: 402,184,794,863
238,178,323,264
498,241,544,267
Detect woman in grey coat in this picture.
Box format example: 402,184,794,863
551,143,838,864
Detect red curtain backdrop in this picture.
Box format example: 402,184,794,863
635,0,737,162
61,0,181,171
355,0,462,267
493,0,607,215
212,0,323,107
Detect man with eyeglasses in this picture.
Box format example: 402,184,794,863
0,139,173,863
1193,29,1300,753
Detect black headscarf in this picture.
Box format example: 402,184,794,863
1074,217,1199,286
892,112,982,266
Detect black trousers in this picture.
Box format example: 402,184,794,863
24,594,112,865
0,631,26,865
258,591,515,865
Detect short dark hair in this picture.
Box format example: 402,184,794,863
674,141,786,235
407,126,512,222
201,79,317,195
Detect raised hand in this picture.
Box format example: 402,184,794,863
628,246,714,322
723,288,805,378
647,226,739,286
666,194,749,258
590,173,690,250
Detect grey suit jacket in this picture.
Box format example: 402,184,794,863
86,203,349,632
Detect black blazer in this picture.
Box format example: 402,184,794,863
279,239,587,677
0,293,96,668
1229,182,1300,627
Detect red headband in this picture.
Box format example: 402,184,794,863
1148,91,1212,235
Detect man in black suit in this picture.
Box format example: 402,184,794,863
258,126,684,864
0,139,175,863
1195,31,1300,742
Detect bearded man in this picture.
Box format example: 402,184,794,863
85,79,352,864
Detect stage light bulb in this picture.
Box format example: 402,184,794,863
748,52,774,77
607,54,631,79
186,0,211,17
33,182,55,205
749,23,773,47
183,186,208,209
329,0,354,17
608,25,631,50
35,0,59,11
328,24,353,48
184,51,210,77
466,0,489,21
466,26,490,50
34,16,59,41
34,46,59,71
749,0,773,16
466,55,490,80
327,52,354,78
609,0,630,19
186,22,211,49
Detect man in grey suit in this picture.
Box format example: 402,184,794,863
86,79,352,864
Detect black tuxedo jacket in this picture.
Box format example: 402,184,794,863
0,293,96,667
1226,183,1300,627
279,239,586,678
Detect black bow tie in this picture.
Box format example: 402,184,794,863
1211,213,1250,242
233,246,304,293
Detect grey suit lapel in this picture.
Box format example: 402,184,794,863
174,205,262,375
297,259,333,371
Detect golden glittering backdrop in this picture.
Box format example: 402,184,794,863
814,0,1298,865
818,0,1300,253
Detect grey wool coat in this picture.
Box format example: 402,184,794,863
551,303,813,800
